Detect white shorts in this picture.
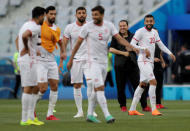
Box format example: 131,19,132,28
70,60,90,84
37,61,59,83
138,61,155,83
87,62,107,88
19,61,37,87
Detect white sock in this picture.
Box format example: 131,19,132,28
74,88,83,114
149,85,156,111
96,91,111,118
38,91,43,101
29,94,38,120
21,93,31,122
129,86,144,111
87,89,96,116
47,90,58,117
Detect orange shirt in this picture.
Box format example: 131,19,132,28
41,21,61,53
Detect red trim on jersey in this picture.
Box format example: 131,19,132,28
156,40,160,42
133,37,139,42
63,35,69,40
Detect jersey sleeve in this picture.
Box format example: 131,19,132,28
130,29,146,50
155,33,172,55
63,25,71,39
110,22,118,36
79,24,88,39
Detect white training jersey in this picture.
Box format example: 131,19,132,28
130,27,172,63
64,22,87,60
79,21,118,63
18,21,41,63
37,24,62,62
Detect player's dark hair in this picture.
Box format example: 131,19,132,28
144,14,154,20
32,6,45,19
91,5,105,14
46,6,56,14
76,6,86,13
119,20,128,25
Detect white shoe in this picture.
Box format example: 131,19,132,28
73,112,84,118
93,112,98,117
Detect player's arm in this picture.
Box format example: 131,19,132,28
15,36,19,51
67,37,84,70
21,30,32,56
58,39,67,72
160,52,166,68
109,48,129,57
113,34,138,52
156,40,176,62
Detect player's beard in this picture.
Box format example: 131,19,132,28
94,19,102,25
146,24,153,30
77,17,85,24
48,18,55,24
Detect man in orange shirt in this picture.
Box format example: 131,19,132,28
36,6,66,120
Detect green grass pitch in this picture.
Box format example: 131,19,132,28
0,99,190,131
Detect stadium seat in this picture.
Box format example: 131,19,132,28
0,0,9,16
10,0,23,7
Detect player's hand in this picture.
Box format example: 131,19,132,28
145,49,150,58
60,52,67,60
67,59,73,71
170,54,176,62
122,51,129,57
154,58,160,62
132,47,139,54
36,50,41,56
20,48,29,56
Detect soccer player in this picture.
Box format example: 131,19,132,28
128,14,176,116
67,5,136,123
36,6,66,120
17,6,45,126
37,6,65,120
63,6,97,118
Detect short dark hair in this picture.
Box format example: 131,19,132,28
91,5,105,14
144,14,154,20
46,6,56,14
32,6,45,18
119,20,128,25
76,6,86,13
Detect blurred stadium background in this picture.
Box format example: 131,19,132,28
0,0,190,101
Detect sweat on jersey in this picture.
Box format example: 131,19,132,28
130,27,172,63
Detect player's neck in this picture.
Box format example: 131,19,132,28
121,32,128,38
32,18,39,25
76,20,86,26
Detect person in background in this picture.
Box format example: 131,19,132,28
13,51,21,99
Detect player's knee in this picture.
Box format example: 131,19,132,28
32,86,39,94
39,84,48,94
94,86,104,91
23,86,33,94
149,79,157,86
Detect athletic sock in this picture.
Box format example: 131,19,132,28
149,85,156,111
47,90,58,117
21,93,31,122
27,94,33,120
96,91,111,118
74,88,83,114
29,94,38,120
129,86,144,111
